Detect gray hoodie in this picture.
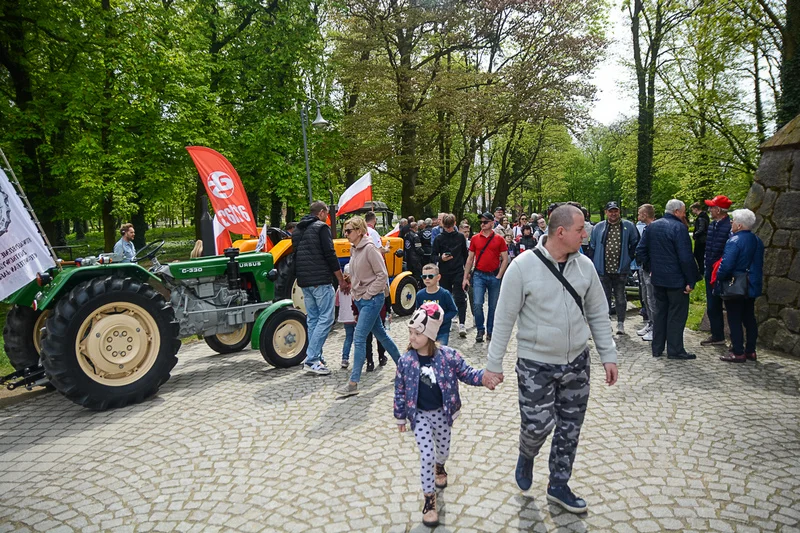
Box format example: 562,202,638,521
486,237,617,372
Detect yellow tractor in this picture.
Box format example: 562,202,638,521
233,202,417,316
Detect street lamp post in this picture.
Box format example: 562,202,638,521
300,98,330,205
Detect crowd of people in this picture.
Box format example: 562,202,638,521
285,194,764,527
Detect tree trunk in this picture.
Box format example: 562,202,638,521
270,194,283,227
102,194,115,252
753,40,766,144
74,219,86,240
132,203,147,250
194,179,204,240
778,0,800,127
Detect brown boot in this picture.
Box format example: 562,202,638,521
422,492,439,527
435,463,448,489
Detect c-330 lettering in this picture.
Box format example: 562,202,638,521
180,267,203,274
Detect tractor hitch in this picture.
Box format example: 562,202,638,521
1,365,48,391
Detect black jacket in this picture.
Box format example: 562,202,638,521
292,214,340,287
703,215,731,276
693,211,709,244
420,227,433,254
516,235,537,255
431,228,468,276
636,214,699,289
404,230,424,268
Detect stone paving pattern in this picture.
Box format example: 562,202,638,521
1,309,799,532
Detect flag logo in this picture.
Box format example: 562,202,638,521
207,171,235,199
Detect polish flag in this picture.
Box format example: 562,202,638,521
385,223,400,238
337,172,372,216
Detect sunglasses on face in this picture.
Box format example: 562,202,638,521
421,274,436,280
480,220,492,225
344,228,354,235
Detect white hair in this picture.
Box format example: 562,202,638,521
425,218,432,225
665,199,685,214
731,208,756,230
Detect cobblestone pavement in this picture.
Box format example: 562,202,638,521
1,309,799,533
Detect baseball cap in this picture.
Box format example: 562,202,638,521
605,201,620,210
704,195,733,209
494,206,505,212
480,211,494,221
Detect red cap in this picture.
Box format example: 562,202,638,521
704,195,732,209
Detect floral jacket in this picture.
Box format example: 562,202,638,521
394,345,484,430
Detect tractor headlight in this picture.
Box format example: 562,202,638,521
267,269,278,281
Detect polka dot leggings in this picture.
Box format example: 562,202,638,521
413,408,452,494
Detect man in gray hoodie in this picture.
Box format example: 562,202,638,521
483,205,618,514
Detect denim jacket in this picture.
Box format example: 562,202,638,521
394,345,484,429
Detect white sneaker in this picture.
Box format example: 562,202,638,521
304,361,331,375
642,330,653,341
636,324,651,336
459,324,467,338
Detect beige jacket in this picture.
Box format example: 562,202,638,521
349,236,389,300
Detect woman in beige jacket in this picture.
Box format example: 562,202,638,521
335,216,402,397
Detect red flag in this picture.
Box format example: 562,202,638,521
337,172,372,216
186,147,258,254
385,223,400,238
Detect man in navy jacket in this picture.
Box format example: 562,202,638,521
636,199,700,360
701,195,733,346
588,201,640,335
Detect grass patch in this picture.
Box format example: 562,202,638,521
687,279,706,331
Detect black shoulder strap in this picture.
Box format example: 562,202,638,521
475,233,496,266
533,248,584,317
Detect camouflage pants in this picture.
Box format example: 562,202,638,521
515,349,590,487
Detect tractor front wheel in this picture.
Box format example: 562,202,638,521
41,277,181,410
259,308,308,368
204,323,253,354
2,305,48,371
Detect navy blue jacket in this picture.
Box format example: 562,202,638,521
636,213,699,289
703,215,731,277
588,219,640,275
716,231,764,298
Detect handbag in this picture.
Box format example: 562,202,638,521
718,234,756,301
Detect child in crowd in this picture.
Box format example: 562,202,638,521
336,264,355,369
415,264,458,345
394,303,490,527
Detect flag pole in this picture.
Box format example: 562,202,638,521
0,148,61,269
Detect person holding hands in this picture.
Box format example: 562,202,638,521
394,303,497,527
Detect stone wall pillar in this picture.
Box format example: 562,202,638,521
744,113,800,356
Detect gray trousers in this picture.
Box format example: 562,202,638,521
640,269,657,326
516,350,590,487
601,273,628,321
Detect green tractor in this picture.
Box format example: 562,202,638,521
2,243,308,410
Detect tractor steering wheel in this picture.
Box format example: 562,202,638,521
132,240,165,263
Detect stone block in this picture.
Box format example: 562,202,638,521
763,248,793,276
755,296,770,322
772,324,799,352
758,188,778,217
759,318,780,345
790,253,800,283
770,304,781,317
756,219,774,246
779,307,800,332
755,151,791,189
791,231,800,250
772,229,791,247
792,151,800,189
745,182,765,212
773,192,800,229
767,277,800,305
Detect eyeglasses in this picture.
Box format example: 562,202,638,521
344,228,354,235
421,274,436,280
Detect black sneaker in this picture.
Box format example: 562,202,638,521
668,352,697,360
515,454,533,491
476,332,484,343
547,484,588,514
366,361,375,372
378,355,388,367
653,352,665,358
486,333,492,341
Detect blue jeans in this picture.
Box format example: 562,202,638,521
436,331,450,346
301,285,335,365
342,323,355,360
472,271,501,334
352,294,401,383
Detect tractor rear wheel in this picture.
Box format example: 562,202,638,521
204,323,253,354
41,276,181,410
259,308,307,368
392,276,418,316
274,253,306,312
2,305,48,371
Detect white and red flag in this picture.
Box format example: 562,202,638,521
384,223,400,238
186,147,258,254
336,171,372,216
